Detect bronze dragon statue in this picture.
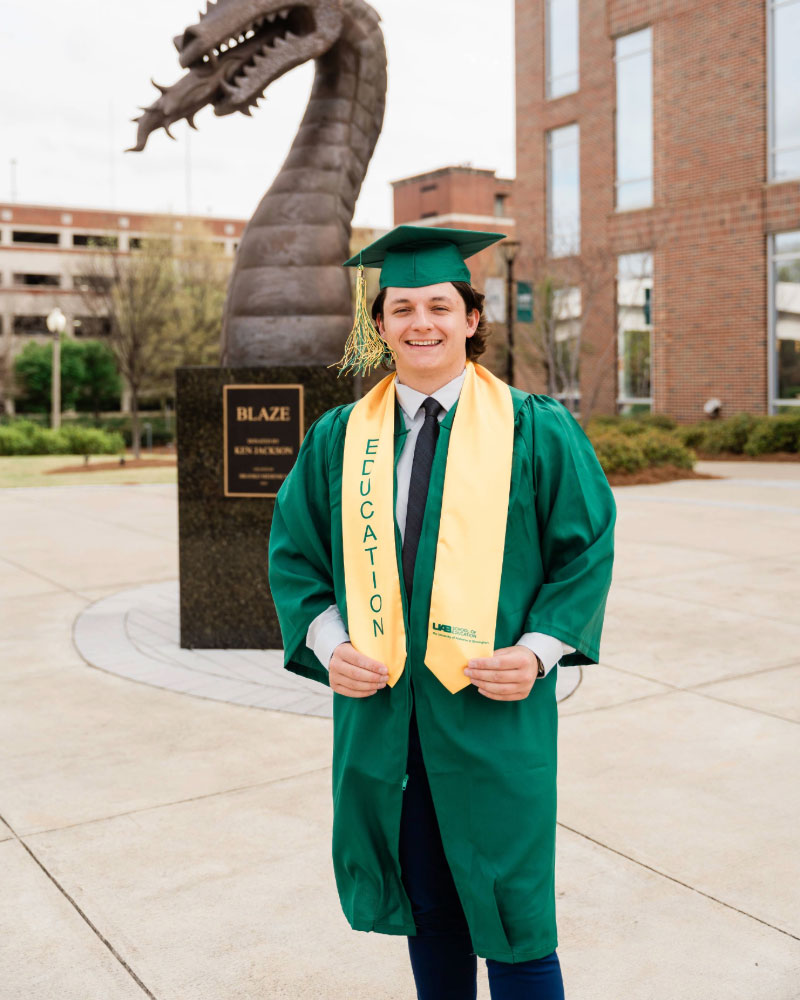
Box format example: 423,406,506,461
129,0,387,366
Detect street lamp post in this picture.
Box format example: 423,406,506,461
501,239,520,386
46,307,67,430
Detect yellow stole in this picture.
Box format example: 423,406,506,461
341,360,514,694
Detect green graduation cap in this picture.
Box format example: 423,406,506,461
333,225,507,377
343,224,507,289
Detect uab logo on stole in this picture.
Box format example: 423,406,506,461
432,621,478,640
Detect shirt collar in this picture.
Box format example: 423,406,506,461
394,366,467,422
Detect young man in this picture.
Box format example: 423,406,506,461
268,226,616,999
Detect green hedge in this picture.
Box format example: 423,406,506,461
0,419,125,456
588,428,695,475
678,413,800,455
0,413,174,448
590,411,800,457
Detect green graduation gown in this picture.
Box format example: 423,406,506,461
268,386,616,963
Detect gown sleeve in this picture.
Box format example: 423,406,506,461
523,394,616,666
268,407,345,687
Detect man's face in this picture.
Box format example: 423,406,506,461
376,282,479,381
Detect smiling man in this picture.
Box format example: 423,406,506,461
268,226,616,999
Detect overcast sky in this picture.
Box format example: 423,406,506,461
1,0,515,229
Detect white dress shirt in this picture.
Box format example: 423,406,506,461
305,367,576,674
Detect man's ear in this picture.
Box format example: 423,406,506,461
466,308,480,336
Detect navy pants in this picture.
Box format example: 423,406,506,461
399,698,565,1000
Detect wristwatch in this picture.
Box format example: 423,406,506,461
535,655,545,678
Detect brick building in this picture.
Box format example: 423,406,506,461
515,0,800,420
392,166,515,292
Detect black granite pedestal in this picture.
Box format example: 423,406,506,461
175,365,355,649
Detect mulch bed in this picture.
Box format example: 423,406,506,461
45,457,177,474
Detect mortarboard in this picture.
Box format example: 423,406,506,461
333,225,507,377
343,225,507,289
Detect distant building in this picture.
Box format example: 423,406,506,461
514,0,800,420
0,202,382,414
392,166,515,291
391,166,517,377
0,203,245,414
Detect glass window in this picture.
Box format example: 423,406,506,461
547,123,580,257
13,316,49,335
615,28,653,210
72,234,119,249
12,273,61,287
546,0,579,99
771,231,800,405
770,0,800,180
12,231,59,245
553,285,582,411
617,252,653,408
73,316,113,337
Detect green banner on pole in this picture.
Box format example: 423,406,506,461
517,281,533,322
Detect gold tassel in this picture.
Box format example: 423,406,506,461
330,264,395,377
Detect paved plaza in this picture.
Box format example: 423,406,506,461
1,462,799,999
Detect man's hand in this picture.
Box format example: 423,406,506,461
463,645,541,701
329,642,389,698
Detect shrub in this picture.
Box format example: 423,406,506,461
638,430,695,469
702,412,758,454
590,431,647,474
0,419,124,456
615,421,648,437
743,414,800,455
635,412,677,431
678,424,707,449
588,426,695,475
0,426,33,455
54,425,125,456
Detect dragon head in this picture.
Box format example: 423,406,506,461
128,0,344,151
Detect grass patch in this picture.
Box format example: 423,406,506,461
0,454,177,488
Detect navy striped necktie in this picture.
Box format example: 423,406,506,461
402,396,443,604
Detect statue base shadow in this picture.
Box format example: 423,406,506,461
175,365,355,649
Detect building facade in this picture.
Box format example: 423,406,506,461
392,166,518,376
0,203,385,414
0,203,246,413
515,0,800,420
392,165,516,288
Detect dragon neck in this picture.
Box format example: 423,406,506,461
220,0,386,366
250,2,386,233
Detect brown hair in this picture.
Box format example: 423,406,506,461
370,281,490,370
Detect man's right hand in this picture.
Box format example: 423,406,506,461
329,643,389,697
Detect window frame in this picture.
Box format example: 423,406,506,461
545,0,580,100
546,122,581,258
613,26,654,212
767,0,800,182
768,231,800,412
616,251,654,411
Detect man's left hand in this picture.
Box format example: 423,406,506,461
464,646,541,701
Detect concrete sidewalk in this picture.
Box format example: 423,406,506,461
1,463,799,999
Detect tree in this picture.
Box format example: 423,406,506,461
13,337,88,413
76,236,178,457
76,340,122,418
76,224,228,456
518,249,617,427
151,222,227,394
